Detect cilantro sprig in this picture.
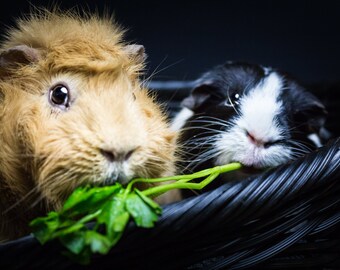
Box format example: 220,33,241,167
30,163,241,264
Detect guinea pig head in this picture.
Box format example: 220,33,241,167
180,62,327,170
33,72,176,206
0,15,176,210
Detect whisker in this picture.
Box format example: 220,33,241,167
3,185,45,217
185,120,233,130
142,58,184,86
194,115,235,126
187,149,224,171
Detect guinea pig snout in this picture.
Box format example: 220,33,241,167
246,131,263,147
99,147,139,185
100,148,136,163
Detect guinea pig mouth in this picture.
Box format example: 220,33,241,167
239,165,265,175
102,172,133,186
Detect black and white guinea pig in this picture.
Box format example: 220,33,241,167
173,62,330,183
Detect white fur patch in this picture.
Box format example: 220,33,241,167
238,72,284,141
307,133,322,148
171,107,194,131
96,159,135,185
214,72,292,168
263,66,271,76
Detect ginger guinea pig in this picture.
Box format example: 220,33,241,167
173,62,329,193
0,11,178,241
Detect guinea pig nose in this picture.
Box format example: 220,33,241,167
246,131,258,144
100,148,136,162
246,131,265,146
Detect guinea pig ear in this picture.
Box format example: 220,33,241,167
295,93,328,134
124,44,147,64
0,45,41,76
181,83,215,111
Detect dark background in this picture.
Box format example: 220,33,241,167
1,0,340,83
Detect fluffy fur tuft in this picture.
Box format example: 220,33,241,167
2,8,143,76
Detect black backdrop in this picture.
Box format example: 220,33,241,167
1,0,340,83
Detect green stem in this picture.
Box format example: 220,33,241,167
54,209,102,237
132,163,241,187
77,209,102,224
142,172,216,197
140,163,241,197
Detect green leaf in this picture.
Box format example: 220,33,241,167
112,212,129,232
58,218,78,229
54,222,85,237
62,186,89,211
125,191,159,228
135,189,162,215
29,211,60,244
59,231,86,255
85,231,112,254
62,184,122,215
97,191,130,243
30,163,241,264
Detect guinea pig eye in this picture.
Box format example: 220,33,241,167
225,92,240,107
49,84,70,109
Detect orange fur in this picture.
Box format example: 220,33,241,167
0,10,179,241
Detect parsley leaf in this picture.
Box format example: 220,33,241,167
30,163,241,264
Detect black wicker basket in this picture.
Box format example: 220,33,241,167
0,81,339,270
